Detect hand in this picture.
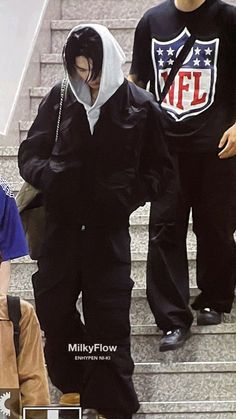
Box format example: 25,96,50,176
218,122,236,159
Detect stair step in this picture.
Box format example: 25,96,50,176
9,251,197,292
131,259,196,290
9,254,196,292
30,87,50,120
40,53,64,86
61,0,159,20
51,19,138,30
132,324,236,363
0,147,23,189
135,401,236,417
51,19,137,54
48,390,236,418
48,337,236,411
133,361,236,403
132,250,196,261
9,259,196,299
60,0,235,20
130,223,197,253
9,280,236,327
130,289,236,325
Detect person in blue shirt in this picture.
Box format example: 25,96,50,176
0,177,28,293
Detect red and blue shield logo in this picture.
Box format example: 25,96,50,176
151,27,219,121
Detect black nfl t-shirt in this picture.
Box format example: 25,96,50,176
130,0,236,152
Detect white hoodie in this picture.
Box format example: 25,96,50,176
64,23,126,134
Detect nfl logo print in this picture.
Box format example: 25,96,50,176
151,27,219,121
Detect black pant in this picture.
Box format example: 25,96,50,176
147,152,236,332
32,223,139,415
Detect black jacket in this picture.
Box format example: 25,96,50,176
18,79,174,227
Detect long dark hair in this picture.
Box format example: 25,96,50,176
63,27,103,81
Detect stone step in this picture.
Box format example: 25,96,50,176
40,53,131,86
130,223,197,253
132,248,228,290
130,246,192,288
133,361,236,404
135,401,236,418
51,19,137,54
13,293,236,411
9,272,236,325
30,87,50,120
47,401,236,418
0,146,23,189
131,258,196,289
132,324,236,363
11,284,235,334
49,385,236,418
130,288,236,325
19,121,31,142
9,251,197,293
9,254,195,295
40,324,236,415
60,0,236,21
61,0,159,20
9,257,37,298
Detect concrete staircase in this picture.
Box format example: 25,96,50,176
1,0,236,417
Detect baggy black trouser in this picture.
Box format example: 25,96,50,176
32,222,139,415
147,152,236,332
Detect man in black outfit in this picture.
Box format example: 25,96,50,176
129,0,236,351
18,24,175,418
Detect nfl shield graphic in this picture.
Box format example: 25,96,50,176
151,27,219,121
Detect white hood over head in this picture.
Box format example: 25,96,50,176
64,23,126,134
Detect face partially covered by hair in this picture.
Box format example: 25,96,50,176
74,56,101,92
64,27,103,82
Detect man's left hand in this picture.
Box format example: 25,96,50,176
218,122,236,159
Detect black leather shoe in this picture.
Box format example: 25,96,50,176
197,308,222,325
159,328,191,352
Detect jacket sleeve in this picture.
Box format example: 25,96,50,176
18,301,50,407
18,84,60,190
140,100,177,217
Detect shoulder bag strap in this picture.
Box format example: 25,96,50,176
55,77,68,142
159,33,196,104
7,295,21,358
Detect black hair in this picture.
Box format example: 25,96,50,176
63,27,103,81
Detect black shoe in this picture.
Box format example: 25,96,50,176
197,308,222,325
159,328,191,352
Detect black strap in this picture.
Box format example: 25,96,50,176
159,33,196,104
7,295,21,358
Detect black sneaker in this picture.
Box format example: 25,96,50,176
197,308,222,325
159,328,191,352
